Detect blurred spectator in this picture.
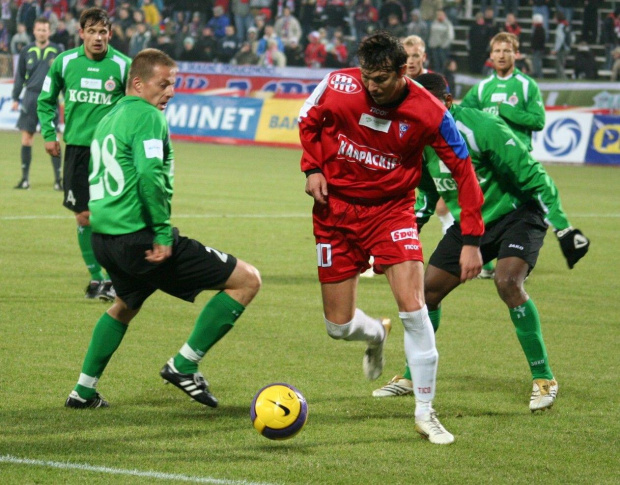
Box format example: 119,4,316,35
132,10,147,30
63,10,78,47
551,10,571,79
116,6,134,32
50,19,71,50
275,6,302,46
385,13,407,39
515,51,533,74
531,0,551,38
324,34,348,67
196,25,218,61
611,46,620,80
556,0,575,24
305,30,326,67
258,38,287,66
322,0,350,37
231,41,260,65
217,24,240,62
150,32,175,58
601,8,619,70
110,22,129,55
420,0,442,32
0,18,10,68
379,0,406,28
10,23,30,55
17,0,40,36
530,13,546,78
1,0,16,37
47,0,69,19
581,0,601,44
128,22,152,58
246,25,259,53
502,12,521,41
483,6,499,39
142,0,162,29
428,9,453,72
41,3,59,34
443,0,462,26
257,24,284,55
573,42,598,79
354,0,379,41
444,57,457,94
407,9,428,43
232,0,254,42
503,0,520,17
467,11,492,74
179,35,201,61
207,6,229,39
284,37,305,66
299,0,319,39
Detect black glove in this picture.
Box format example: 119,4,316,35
556,227,590,269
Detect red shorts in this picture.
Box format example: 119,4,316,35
312,195,424,283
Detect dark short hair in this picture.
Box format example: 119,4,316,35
34,17,51,26
80,7,111,30
415,73,450,97
357,31,407,73
129,48,177,82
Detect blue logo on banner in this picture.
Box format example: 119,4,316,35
543,118,582,156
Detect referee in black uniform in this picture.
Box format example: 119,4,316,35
12,17,63,190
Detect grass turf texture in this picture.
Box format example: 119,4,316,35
0,133,618,484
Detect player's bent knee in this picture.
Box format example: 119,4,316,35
226,260,261,304
494,274,526,304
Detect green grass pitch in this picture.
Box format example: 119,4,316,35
0,132,618,484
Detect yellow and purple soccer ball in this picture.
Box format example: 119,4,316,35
250,383,308,440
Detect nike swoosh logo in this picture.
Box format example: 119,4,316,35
268,399,291,416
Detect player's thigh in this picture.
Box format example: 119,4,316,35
496,202,548,270
320,277,359,324
63,145,91,212
383,260,425,312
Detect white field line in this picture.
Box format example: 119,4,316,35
0,213,618,221
0,454,277,485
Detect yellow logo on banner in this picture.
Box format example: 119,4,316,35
255,98,304,146
592,125,620,154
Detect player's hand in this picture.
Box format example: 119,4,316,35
145,244,172,264
11,101,18,111
459,245,483,282
44,141,61,157
556,227,590,269
305,172,329,205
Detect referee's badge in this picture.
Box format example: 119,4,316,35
105,78,116,91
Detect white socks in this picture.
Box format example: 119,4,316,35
325,308,384,345
400,307,439,418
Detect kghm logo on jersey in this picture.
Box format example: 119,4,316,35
328,73,362,94
336,134,401,171
399,122,410,138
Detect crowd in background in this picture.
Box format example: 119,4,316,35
1,0,620,79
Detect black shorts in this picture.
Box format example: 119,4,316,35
16,90,40,133
429,201,548,277
63,145,90,213
91,228,238,310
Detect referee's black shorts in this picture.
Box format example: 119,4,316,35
92,227,238,310
429,201,548,277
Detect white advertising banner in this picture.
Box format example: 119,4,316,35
532,111,593,164
0,80,19,131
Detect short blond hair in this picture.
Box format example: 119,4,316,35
490,32,519,52
402,35,426,51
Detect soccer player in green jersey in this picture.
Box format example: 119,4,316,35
461,32,545,278
37,8,131,301
64,48,261,409
373,73,590,412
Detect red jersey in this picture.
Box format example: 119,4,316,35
299,68,484,239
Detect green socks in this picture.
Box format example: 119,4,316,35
173,292,246,373
510,298,553,379
402,307,441,381
77,225,105,281
74,313,128,399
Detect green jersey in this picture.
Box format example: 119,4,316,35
38,44,131,146
460,68,545,152
416,104,570,231
88,96,175,246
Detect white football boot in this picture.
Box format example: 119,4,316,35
363,318,391,380
415,409,455,445
529,378,558,412
372,375,414,397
